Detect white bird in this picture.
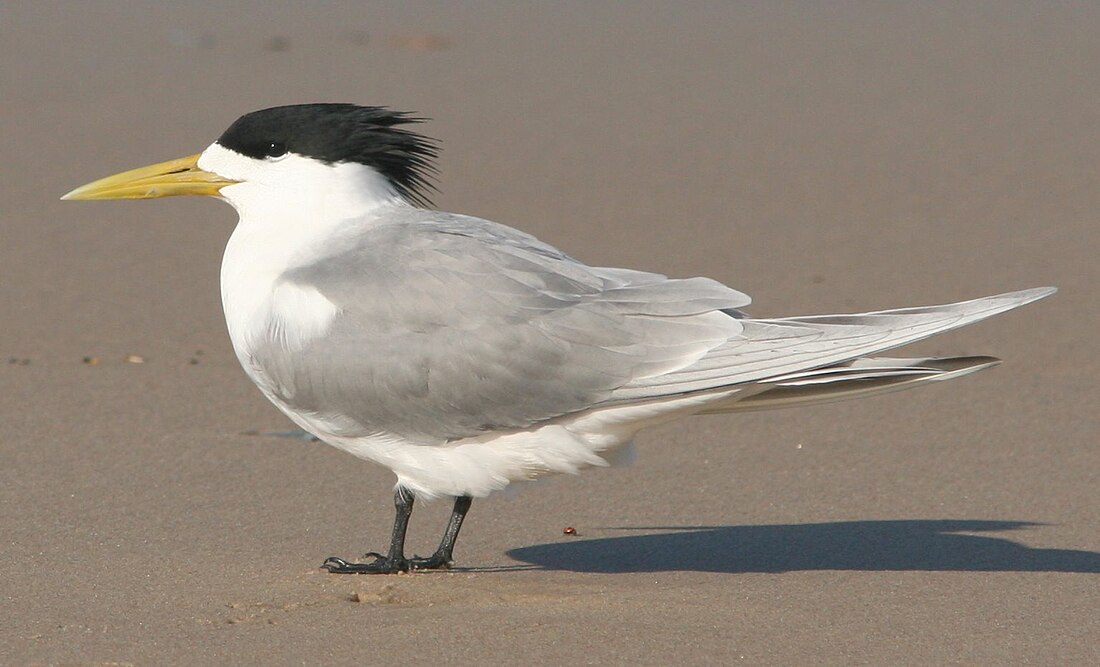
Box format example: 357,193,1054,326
63,104,1055,573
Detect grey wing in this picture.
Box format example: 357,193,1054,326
263,214,751,443
257,210,1054,444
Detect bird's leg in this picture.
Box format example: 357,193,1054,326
408,495,473,570
321,488,415,574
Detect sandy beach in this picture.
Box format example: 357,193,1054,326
2,2,1097,663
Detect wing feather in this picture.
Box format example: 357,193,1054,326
249,208,1052,443
254,212,747,442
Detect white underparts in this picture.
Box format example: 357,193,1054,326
319,388,742,499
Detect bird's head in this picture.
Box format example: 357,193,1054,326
61,104,439,213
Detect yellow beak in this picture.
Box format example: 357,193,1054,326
61,154,237,201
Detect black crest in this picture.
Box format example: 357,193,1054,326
216,103,438,207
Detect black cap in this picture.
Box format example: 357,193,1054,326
215,104,438,207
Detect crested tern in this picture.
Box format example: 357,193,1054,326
63,104,1055,573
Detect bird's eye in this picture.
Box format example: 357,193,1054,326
265,142,288,158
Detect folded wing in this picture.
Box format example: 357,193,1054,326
258,209,1053,443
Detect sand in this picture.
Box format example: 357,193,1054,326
2,2,1097,664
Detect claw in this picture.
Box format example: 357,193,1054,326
321,556,350,570
321,555,409,574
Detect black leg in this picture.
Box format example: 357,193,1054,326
322,489,415,574
408,495,473,570
320,492,474,574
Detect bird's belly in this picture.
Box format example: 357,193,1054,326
308,389,736,499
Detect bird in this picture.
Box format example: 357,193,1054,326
63,103,1055,574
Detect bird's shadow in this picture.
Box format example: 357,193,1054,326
505,520,1100,573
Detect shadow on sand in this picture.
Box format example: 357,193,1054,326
506,519,1100,574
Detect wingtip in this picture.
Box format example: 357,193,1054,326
1016,286,1057,301
929,355,1002,373
988,286,1057,308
